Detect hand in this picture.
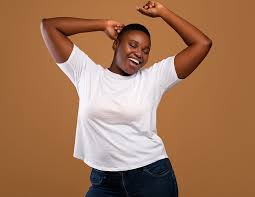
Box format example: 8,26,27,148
104,19,125,40
136,1,165,18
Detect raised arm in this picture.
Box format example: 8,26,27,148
40,17,124,63
137,1,212,79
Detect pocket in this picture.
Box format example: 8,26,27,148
142,158,172,178
89,168,106,185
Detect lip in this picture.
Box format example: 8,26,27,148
128,59,140,69
128,56,143,65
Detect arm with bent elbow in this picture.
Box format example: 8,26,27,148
40,17,124,63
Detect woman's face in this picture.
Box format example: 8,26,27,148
112,30,151,76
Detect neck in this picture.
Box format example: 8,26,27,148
108,62,131,76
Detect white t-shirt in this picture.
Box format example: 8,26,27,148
56,44,183,171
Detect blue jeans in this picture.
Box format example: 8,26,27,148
85,158,179,197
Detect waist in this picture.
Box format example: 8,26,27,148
91,157,171,176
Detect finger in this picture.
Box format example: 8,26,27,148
148,1,155,7
117,26,123,29
113,33,117,40
147,1,152,8
143,5,148,9
146,1,152,7
143,2,150,9
137,7,150,15
116,24,125,29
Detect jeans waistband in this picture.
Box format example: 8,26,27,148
92,157,171,176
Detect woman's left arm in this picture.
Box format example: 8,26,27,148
137,1,212,79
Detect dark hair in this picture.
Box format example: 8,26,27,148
117,23,150,40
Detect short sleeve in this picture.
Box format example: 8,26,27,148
149,55,183,94
56,44,101,94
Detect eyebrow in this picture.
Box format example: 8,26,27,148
129,39,151,49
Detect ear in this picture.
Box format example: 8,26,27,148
112,39,119,51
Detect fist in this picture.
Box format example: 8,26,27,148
104,20,125,40
136,1,165,18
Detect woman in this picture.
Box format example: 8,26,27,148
40,1,212,196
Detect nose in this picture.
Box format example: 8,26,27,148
134,48,142,58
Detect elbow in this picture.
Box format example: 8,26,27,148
41,18,50,26
40,19,45,33
41,18,47,23
40,18,54,30
206,39,213,47
40,18,48,31
197,39,212,51
202,38,213,47
40,18,54,37
40,18,60,35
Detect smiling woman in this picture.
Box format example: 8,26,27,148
109,24,151,76
40,0,212,196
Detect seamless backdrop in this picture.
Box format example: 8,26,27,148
1,0,254,196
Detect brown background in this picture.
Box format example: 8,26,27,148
1,0,254,196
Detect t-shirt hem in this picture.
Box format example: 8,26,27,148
73,153,169,171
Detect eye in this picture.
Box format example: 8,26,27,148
129,43,136,48
143,50,150,55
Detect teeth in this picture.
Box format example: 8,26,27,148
128,58,139,65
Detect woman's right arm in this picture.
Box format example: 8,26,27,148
40,17,124,63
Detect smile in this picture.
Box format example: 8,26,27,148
128,59,139,68
128,57,141,65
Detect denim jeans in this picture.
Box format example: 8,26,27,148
85,157,178,197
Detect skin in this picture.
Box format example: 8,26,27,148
109,30,151,76
136,1,212,79
40,0,212,79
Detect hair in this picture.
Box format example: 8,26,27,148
117,23,150,41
